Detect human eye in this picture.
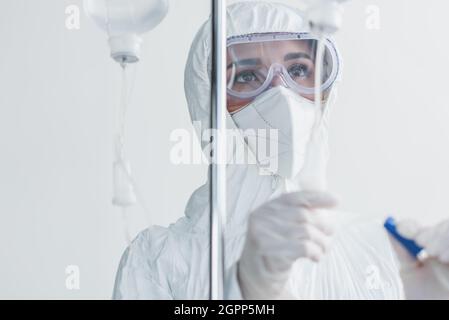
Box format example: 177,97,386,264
235,70,259,83
287,63,312,79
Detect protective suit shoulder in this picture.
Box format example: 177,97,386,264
112,225,173,299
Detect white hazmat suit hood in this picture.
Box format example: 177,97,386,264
113,1,404,300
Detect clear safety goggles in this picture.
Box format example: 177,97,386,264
227,32,340,100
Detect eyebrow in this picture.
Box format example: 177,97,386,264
227,58,262,69
284,52,313,61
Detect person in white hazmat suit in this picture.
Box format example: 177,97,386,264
113,1,449,300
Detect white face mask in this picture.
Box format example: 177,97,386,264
231,86,316,179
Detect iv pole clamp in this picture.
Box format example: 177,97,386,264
210,0,227,300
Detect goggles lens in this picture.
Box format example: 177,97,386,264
226,34,339,100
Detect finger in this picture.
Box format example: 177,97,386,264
262,202,335,234
414,220,449,258
256,207,335,236
280,191,338,209
306,210,335,235
261,255,292,274
295,224,332,253
295,240,325,262
261,236,327,263
415,227,443,256
255,217,332,252
252,234,298,255
250,206,309,234
262,240,325,263
248,215,319,250
396,219,421,239
421,231,449,258
248,221,290,247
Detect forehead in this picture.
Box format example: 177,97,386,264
227,40,312,61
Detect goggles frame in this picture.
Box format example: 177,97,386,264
226,32,340,99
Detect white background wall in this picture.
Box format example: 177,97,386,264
0,0,448,299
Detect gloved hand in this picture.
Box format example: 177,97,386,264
237,191,337,299
392,219,449,299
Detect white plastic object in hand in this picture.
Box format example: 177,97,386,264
84,0,169,64
238,191,337,299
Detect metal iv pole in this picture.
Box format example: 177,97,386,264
209,0,227,300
